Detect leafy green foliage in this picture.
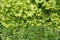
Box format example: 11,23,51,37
0,0,60,40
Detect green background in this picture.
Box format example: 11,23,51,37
0,0,60,40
